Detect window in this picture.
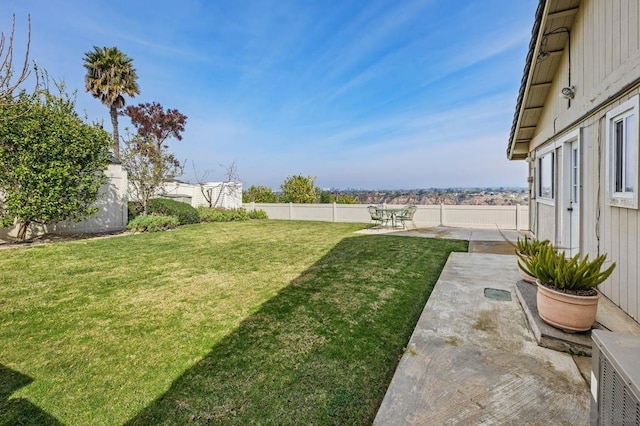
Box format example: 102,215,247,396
606,95,639,208
537,151,554,200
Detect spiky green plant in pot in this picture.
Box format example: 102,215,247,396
515,236,552,257
519,245,615,293
519,244,616,332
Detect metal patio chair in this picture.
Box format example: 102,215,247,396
396,205,417,229
368,205,388,227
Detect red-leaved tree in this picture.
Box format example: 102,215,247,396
121,102,187,213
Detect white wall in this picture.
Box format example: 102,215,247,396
0,163,129,240
246,203,529,230
161,181,242,209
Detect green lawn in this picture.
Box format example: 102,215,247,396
0,221,467,425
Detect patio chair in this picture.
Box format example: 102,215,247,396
368,205,388,227
396,205,417,229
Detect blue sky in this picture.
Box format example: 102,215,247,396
3,1,537,190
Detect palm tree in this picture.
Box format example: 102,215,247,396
83,46,139,158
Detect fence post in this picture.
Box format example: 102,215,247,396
333,202,337,222
515,204,520,231
289,202,293,220
251,202,256,211
440,203,445,226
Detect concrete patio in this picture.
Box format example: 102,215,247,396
360,227,592,424
374,251,590,425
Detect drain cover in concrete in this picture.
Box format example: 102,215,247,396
484,288,512,301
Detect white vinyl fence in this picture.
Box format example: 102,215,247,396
246,203,529,231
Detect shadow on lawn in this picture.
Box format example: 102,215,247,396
0,364,61,425
125,235,467,425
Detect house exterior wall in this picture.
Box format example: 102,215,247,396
528,1,640,321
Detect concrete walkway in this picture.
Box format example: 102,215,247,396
374,252,590,425
356,225,523,241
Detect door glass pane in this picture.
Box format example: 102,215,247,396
540,153,553,199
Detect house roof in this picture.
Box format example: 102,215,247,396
507,0,580,160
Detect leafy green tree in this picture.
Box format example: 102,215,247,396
319,191,332,203
243,185,277,203
0,87,112,240
121,102,187,213
319,190,356,204
335,194,357,204
83,46,140,158
280,175,320,203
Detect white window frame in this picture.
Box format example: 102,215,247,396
606,95,639,209
536,145,555,205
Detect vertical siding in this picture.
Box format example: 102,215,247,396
621,0,630,62
579,95,640,321
631,0,640,54
626,208,638,315
536,203,556,242
528,1,640,321
531,0,640,152
581,92,640,321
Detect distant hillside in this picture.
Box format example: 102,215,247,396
335,188,528,206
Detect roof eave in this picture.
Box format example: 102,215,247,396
507,0,549,161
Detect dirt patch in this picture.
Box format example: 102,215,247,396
446,336,462,346
0,231,129,250
469,241,515,255
473,310,498,332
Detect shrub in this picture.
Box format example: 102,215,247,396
147,198,200,225
248,209,268,219
126,215,179,232
128,201,143,222
197,207,268,222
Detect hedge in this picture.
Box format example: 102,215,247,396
198,207,268,222
147,198,200,225
127,215,179,232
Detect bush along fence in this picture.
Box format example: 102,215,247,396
127,201,269,232
245,203,529,231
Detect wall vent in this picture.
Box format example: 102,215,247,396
591,330,640,425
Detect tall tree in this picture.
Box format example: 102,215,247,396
0,14,33,102
0,87,112,240
243,185,277,203
83,46,139,158
121,102,187,213
319,190,356,204
280,175,320,203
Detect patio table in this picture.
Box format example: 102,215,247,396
376,207,407,228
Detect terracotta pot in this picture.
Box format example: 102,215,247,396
516,251,536,284
519,269,537,284
536,281,600,332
